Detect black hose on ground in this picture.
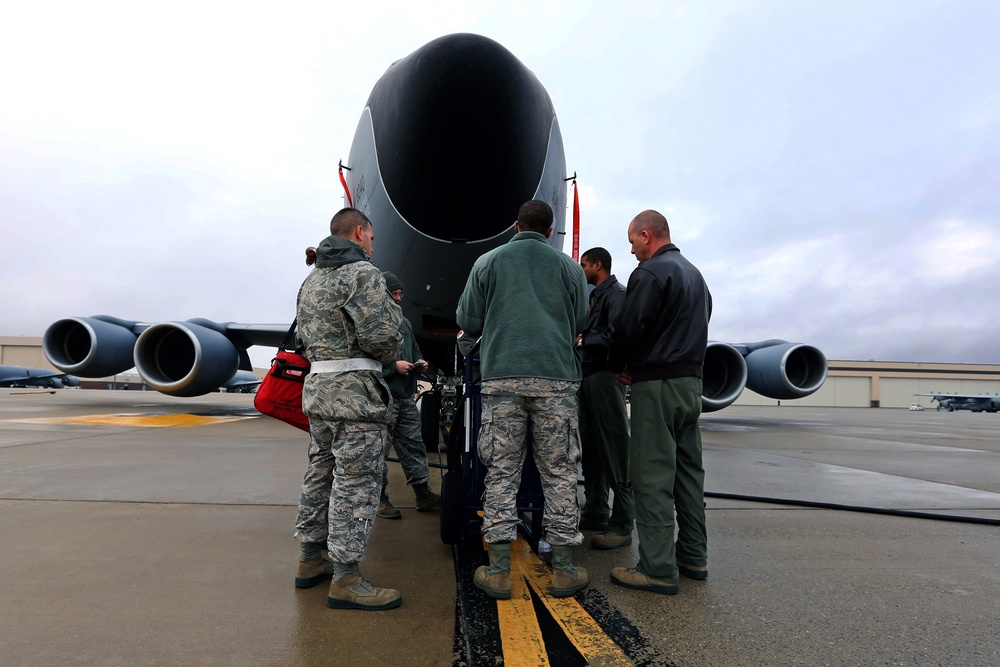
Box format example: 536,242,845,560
705,491,1000,526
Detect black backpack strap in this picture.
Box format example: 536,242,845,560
278,320,298,352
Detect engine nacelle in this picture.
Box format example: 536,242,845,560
43,316,138,377
134,320,239,397
702,342,748,413
742,340,828,400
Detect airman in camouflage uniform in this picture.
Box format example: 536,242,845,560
456,200,591,600
293,207,405,611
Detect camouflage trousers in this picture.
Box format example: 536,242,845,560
294,418,387,564
381,397,430,498
478,379,583,546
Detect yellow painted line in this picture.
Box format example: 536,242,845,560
512,537,634,667
497,558,549,666
480,526,550,666
11,413,254,428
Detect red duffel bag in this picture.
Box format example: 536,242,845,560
254,323,311,432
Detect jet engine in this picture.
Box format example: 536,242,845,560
133,319,239,397
43,315,139,377
702,342,749,412
741,340,828,400
41,377,78,388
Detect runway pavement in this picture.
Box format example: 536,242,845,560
2,390,999,666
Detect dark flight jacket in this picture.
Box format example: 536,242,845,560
580,275,626,377
608,244,712,383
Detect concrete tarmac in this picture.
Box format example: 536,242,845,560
2,391,1000,665
598,406,1000,666
0,390,456,667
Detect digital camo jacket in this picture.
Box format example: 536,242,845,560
296,235,403,423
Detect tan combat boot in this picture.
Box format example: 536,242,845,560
377,497,401,520
474,542,512,599
414,482,442,512
295,554,335,588
610,567,679,595
326,565,402,610
591,530,633,551
550,545,590,598
677,562,708,580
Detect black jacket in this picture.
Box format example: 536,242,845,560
608,244,712,382
580,275,626,376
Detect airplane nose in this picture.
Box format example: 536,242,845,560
367,33,556,242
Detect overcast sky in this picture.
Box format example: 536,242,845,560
2,0,998,368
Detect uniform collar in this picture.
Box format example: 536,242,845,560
591,274,620,299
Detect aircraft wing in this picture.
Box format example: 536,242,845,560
915,393,998,400
0,365,80,388
43,316,288,397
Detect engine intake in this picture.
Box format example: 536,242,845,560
134,320,239,397
43,316,138,377
742,340,828,399
702,342,748,413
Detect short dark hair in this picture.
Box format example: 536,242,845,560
330,207,372,237
517,200,553,233
581,247,612,271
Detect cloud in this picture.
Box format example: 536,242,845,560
915,219,1000,284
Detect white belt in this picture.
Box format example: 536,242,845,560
310,358,381,374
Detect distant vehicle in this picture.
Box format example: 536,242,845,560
909,403,924,411
914,393,1000,413
0,365,80,389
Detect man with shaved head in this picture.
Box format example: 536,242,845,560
294,207,405,611
607,209,712,596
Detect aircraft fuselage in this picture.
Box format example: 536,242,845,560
343,33,568,368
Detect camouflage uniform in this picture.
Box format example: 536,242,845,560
293,235,403,565
380,314,430,495
381,398,429,492
479,378,583,546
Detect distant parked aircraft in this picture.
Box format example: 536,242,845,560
0,365,80,389
914,393,1000,413
222,371,261,393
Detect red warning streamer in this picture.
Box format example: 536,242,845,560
571,179,580,262
338,163,353,207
